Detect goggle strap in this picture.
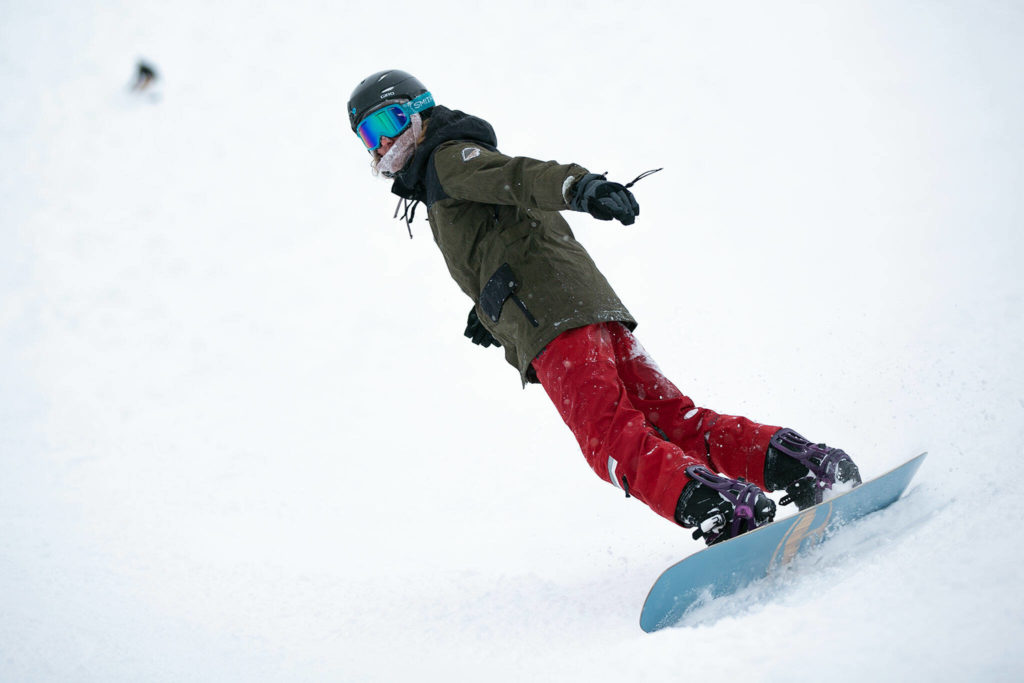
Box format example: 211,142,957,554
407,91,435,115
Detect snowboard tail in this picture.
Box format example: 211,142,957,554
640,453,927,632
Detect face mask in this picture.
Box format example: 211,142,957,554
373,113,422,178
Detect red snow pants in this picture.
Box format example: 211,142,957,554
533,323,780,524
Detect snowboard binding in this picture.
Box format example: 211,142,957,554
764,428,863,510
676,466,777,546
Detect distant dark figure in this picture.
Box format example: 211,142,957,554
131,61,158,92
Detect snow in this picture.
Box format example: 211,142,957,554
2,1,1023,680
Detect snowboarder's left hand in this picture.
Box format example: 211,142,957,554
569,173,640,226
465,308,501,348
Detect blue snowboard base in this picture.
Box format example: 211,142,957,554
640,453,927,632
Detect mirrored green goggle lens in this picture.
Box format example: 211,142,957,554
356,105,410,151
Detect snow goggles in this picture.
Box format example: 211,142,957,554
355,91,435,152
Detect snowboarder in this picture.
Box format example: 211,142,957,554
131,60,158,92
347,70,862,545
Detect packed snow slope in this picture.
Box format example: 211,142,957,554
2,1,1023,681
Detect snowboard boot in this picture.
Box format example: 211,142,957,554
764,428,863,510
675,465,777,546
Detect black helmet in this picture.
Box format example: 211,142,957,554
348,69,429,131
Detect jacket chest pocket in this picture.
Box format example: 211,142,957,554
499,221,534,246
495,206,540,247
480,263,539,328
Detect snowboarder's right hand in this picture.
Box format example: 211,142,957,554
465,308,501,348
569,173,640,226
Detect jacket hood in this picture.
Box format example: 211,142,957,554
390,106,498,201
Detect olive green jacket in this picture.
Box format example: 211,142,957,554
392,107,636,384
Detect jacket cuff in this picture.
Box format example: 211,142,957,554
561,166,591,205
561,175,576,204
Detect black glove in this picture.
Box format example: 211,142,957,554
569,173,640,225
465,308,501,348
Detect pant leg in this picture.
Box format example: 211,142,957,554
605,323,781,489
533,323,700,523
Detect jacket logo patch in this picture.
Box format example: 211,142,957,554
461,147,481,162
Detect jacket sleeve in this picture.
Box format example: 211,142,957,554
432,141,590,211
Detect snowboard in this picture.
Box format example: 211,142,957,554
640,452,927,632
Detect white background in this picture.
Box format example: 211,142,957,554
2,1,1022,680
